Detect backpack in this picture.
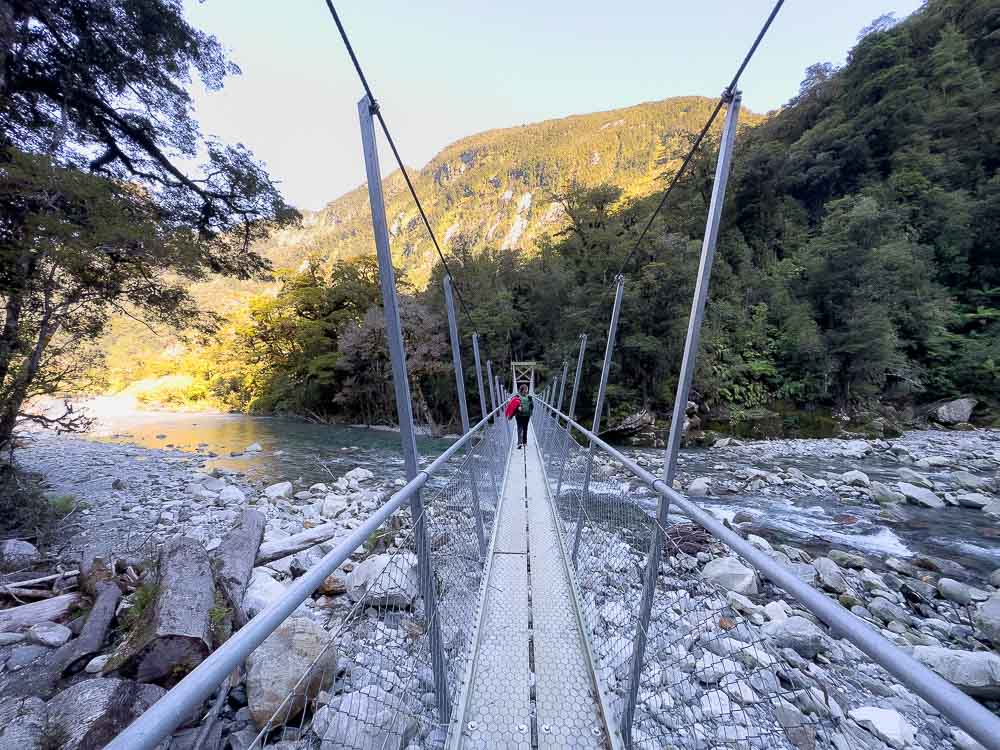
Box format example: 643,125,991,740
517,395,531,416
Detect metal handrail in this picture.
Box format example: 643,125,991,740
107,404,506,750
535,398,1000,750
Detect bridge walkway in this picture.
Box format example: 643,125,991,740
454,424,610,749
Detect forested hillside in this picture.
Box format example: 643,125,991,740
106,0,1000,434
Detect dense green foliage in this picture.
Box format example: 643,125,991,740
103,0,1000,431
0,0,293,462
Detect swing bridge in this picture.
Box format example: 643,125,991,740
106,5,1000,750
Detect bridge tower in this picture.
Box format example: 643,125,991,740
510,361,536,392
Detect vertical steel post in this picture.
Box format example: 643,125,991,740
620,92,742,747
472,334,488,422
556,361,569,413
358,95,451,725
486,360,497,412
541,374,559,451
556,335,588,498
443,276,470,435
572,275,625,566
443,276,486,559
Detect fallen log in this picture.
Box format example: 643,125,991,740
0,592,80,632
104,537,215,683
255,522,347,565
0,569,79,589
52,581,122,676
0,586,57,600
46,677,166,750
212,508,265,641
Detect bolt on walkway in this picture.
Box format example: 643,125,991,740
453,425,612,749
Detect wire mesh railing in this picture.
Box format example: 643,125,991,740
532,399,1000,750
106,408,510,750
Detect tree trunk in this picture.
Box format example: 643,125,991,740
46,677,166,750
51,581,122,676
211,509,264,641
255,522,347,565
0,592,80,631
104,537,214,683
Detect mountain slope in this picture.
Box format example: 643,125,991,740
260,96,762,285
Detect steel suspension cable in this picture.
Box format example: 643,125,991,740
616,0,785,278
324,0,477,329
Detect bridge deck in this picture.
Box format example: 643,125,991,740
454,425,609,749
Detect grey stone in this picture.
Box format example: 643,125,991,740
0,696,47,750
813,558,849,593
6,645,49,670
25,621,72,648
0,633,24,647
219,485,247,503
264,481,293,499
0,540,39,567
246,618,337,728
897,468,932,489
312,685,417,750
897,482,945,508
974,593,1000,644
762,616,826,658
700,556,758,595
243,569,287,617
828,550,867,569
913,646,1000,697
951,728,987,750
933,397,976,425
937,578,989,605
840,470,870,487
956,492,992,509
346,553,419,608
848,707,915,749
687,477,711,496
774,700,816,750
990,569,1000,588
868,597,911,626
870,481,905,504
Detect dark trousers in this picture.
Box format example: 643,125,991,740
515,414,530,446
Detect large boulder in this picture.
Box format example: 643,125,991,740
246,618,338,728
701,557,759,595
312,685,417,749
975,594,1000,644
868,597,911,625
346,553,419,608
952,471,992,491
46,678,166,750
264,481,294,499
932,397,977,425
870,481,905,504
687,477,712,497
840,470,870,488
762,616,826,658
912,646,1000,698
243,569,288,617
0,696,47,750
848,707,915,749
897,482,945,509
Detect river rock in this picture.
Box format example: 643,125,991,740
701,556,758,595
933,397,976,425
975,594,1000,644
312,685,416,749
264,481,293,499
848,707,915,749
952,471,991,491
246,618,337,728
245,442,263,452
25,621,72,648
687,477,712,496
937,578,989,605
46,678,166,750
813,558,849,593
897,468,932,489
870,481,905,504
219,485,246,503
956,492,992,509
0,695,47,749
0,539,39,567
868,597,910,625
828,550,867,569
762,616,826,658
897,482,945,508
912,646,1000,698
346,553,419,608
320,495,349,519
991,569,1000,588
984,500,1000,518
344,467,375,483
951,728,987,750
840,470,870,487
243,569,287,617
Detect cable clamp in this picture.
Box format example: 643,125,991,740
369,98,380,115
721,87,735,103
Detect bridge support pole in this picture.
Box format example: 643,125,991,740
486,360,497,413
444,276,486,560
620,91,742,747
472,334,488,422
573,275,625,567
358,94,451,726
556,335,587,499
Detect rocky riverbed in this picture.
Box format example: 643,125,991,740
0,418,998,749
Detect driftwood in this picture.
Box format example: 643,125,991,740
255,522,347,565
52,581,122,676
0,569,79,589
105,537,214,683
212,508,265,641
0,592,80,632
46,677,166,750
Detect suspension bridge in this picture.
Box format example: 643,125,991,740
104,2,1000,749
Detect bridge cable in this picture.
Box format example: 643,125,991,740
616,0,785,278
324,0,478,332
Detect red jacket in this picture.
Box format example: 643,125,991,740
505,396,520,419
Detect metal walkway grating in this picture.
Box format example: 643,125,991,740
454,425,611,749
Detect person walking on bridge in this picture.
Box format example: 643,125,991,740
509,383,533,449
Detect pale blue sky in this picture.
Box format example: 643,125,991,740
183,0,924,211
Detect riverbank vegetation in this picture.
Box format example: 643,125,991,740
98,0,1000,433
